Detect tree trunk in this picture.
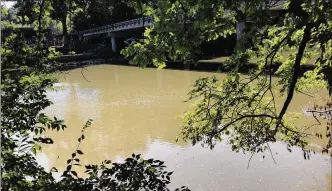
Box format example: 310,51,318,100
61,15,69,51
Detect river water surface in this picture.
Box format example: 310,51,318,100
39,64,331,191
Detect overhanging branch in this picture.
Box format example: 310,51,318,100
274,23,312,134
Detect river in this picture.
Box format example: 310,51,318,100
39,64,331,191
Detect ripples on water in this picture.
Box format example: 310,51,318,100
41,65,331,191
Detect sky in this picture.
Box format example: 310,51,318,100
1,1,16,9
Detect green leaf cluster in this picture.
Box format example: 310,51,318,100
123,0,332,157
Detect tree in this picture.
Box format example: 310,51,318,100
49,0,69,49
13,0,38,25
49,0,81,50
122,0,332,158
73,0,137,31
14,0,83,49
1,3,189,191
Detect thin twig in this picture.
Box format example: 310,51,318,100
280,123,311,136
311,113,322,125
59,70,71,80
306,109,332,114
49,156,60,173
215,114,276,134
301,122,320,136
81,67,91,82
269,87,277,115
267,143,277,164
296,90,314,98
247,152,255,169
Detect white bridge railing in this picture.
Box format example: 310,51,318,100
78,17,154,37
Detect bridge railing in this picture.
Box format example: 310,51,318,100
78,17,154,37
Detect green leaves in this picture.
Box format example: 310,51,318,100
122,0,331,159
181,74,277,151
83,118,93,130
122,0,237,67
1,1,186,190
50,167,58,172
296,67,327,92
71,171,78,177
31,144,42,156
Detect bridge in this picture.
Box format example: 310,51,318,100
76,16,154,52
78,16,154,38
75,1,284,53
76,0,285,38
74,15,245,53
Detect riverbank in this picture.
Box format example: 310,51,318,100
59,57,257,74
59,57,243,72
58,54,319,75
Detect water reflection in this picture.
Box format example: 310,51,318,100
41,65,331,191
142,140,331,191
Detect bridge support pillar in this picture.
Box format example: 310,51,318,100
111,37,117,52
108,33,117,52
236,22,245,40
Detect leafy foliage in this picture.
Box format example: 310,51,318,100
122,0,236,67
73,0,137,31
123,0,332,157
307,99,332,156
1,3,189,191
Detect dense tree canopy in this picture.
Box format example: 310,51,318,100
73,0,138,31
9,0,139,48
122,0,332,157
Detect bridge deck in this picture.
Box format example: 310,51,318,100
77,2,284,38
79,17,154,37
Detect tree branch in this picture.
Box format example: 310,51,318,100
214,114,276,135
37,0,46,49
247,152,254,169
267,143,277,164
306,109,332,114
274,23,312,134
81,67,91,82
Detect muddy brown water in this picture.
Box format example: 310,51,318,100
39,64,331,191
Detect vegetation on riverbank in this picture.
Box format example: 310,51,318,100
1,0,331,190
1,2,189,190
